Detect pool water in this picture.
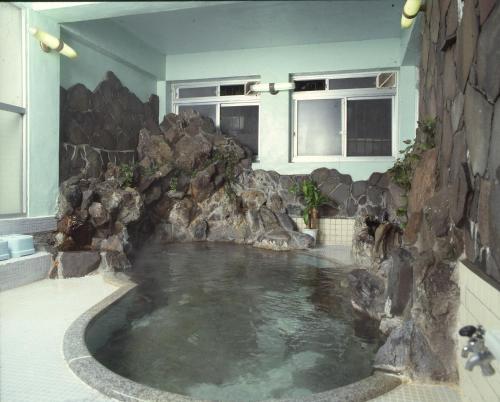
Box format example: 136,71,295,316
92,243,381,401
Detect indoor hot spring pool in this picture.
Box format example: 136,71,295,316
83,243,384,401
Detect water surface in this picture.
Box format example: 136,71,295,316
92,243,381,401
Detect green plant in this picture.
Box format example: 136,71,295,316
143,161,158,177
169,176,178,192
213,148,239,201
389,117,437,192
119,163,135,188
290,179,328,228
388,117,437,224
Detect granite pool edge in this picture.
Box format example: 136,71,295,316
63,272,402,402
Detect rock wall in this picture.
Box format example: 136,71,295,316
413,0,500,283
366,0,500,383
59,71,160,182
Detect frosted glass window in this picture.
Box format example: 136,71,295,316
178,86,217,99
220,105,259,155
297,99,342,156
347,99,392,156
0,110,23,215
178,104,216,124
0,3,23,107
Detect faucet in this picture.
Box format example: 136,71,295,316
459,325,496,376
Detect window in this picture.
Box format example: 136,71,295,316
172,79,260,158
292,72,396,161
0,3,25,216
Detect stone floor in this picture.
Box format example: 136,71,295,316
0,274,116,402
369,383,463,402
0,259,463,402
307,244,355,266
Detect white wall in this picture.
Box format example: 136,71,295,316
164,38,418,180
457,261,500,402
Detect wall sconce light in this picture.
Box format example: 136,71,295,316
401,0,425,29
245,82,295,95
29,27,78,58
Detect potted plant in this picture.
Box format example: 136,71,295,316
290,178,328,245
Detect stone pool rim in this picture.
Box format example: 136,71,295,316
63,259,402,402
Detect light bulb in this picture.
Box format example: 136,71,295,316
401,15,414,29
404,0,422,18
29,27,77,58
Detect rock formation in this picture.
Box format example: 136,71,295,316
53,71,407,275
350,0,500,383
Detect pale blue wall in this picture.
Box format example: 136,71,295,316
60,30,157,101
60,21,165,101
26,9,60,217
165,38,418,180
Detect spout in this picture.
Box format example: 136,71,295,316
465,350,495,376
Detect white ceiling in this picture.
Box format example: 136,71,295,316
64,1,404,56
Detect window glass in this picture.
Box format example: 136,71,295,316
329,76,376,90
0,110,23,215
220,84,245,96
178,86,217,99
178,104,217,124
0,3,23,107
297,99,342,156
347,98,392,156
220,105,259,155
294,80,326,92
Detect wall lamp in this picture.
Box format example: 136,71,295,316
29,27,78,58
245,82,295,95
401,0,425,29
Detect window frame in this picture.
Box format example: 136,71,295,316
291,71,398,163
0,4,27,218
172,79,261,159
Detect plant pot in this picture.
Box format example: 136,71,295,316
302,228,319,247
310,207,319,230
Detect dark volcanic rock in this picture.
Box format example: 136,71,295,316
463,84,493,176
98,251,131,272
175,133,212,171
56,251,101,278
66,84,92,112
423,190,450,237
348,269,386,320
385,249,413,316
476,3,500,102
88,202,110,227
408,149,438,215
456,0,478,92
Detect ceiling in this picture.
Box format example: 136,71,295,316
67,1,404,56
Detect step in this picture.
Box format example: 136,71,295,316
0,252,52,292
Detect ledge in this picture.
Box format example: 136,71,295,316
63,264,402,402
0,251,52,291
0,216,56,236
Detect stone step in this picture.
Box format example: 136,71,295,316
0,252,52,292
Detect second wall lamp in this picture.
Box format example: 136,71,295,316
401,0,425,29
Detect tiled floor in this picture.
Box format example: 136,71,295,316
0,275,116,402
370,383,463,402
